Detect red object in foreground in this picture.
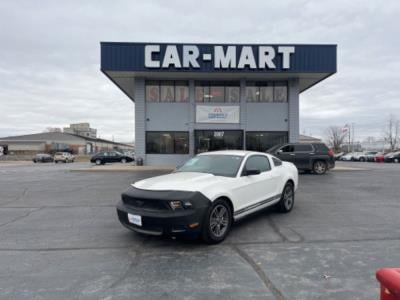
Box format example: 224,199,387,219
376,268,400,300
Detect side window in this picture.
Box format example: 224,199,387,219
294,144,313,152
281,145,294,152
244,155,271,173
272,157,282,166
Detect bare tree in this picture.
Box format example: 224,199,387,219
383,114,400,151
325,126,347,152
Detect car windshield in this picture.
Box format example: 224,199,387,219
177,155,243,177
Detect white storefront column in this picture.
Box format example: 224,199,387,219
288,79,300,142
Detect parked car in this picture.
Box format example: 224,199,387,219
123,150,135,158
384,151,400,163
32,153,53,163
90,151,134,165
267,143,335,175
374,152,385,163
116,150,298,244
334,152,344,161
353,151,378,162
54,152,75,163
340,152,355,161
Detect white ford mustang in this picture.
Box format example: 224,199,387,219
117,150,298,243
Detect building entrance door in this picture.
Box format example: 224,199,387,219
194,130,243,154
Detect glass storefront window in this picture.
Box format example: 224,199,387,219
195,81,240,103
245,84,259,102
274,82,288,102
246,81,288,102
145,80,160,102
160,81,175,102
209,85,225,102
246,132,288,152
146,132,189,154
175,81,189,102
146,80,189,102
195,130,243,154
226,86,240,103
260,85,274,102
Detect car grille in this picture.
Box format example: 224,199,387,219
122,196,170,211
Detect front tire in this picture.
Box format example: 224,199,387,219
278,182,295,213
394,158,399,163
359,157,365,162
313,161,327,175
202,199,232,244
95,159,102,165
121,158,127,163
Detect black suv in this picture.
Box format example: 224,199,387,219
267,143,335,174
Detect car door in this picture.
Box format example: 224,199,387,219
276,144,296,164
232,155,277,213
103,152,110,163
294,144,313,169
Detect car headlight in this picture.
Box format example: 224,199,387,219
169,200,192,210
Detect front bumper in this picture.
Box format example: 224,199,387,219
116,186,211,236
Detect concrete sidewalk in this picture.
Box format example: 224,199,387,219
71,163,175,172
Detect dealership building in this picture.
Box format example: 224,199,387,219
101,42,336,165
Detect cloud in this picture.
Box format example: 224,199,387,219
0,0,399,142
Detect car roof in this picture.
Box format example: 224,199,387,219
198,150,269,157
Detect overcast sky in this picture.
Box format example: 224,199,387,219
0,0,399,142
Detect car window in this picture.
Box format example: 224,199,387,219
281,145,294,152
294,144,313,152
312,143,329,152
272,157,282,166
244,155,271,173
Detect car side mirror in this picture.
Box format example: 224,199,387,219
277,149,283,154
245,169,261,176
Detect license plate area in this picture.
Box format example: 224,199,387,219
127,213,142,226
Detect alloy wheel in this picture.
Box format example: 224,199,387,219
283,185,294,210
209,204,229,238
314,161,326,174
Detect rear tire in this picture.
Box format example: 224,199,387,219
95,159,102,165
359,157,365,162
278,182,295,213
395,158,399,163
121,158,127,163
202,199,232,244
313,161,327,175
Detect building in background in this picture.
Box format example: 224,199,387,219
101,42,336,165
0,132,133,156
63,123,97,139
299,134,322,144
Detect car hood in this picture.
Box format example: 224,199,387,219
133,172,229,192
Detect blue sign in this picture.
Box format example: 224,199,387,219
101,42,336,73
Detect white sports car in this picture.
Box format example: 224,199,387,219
117,150,298,243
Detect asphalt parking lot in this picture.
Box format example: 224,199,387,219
0,161,399,300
